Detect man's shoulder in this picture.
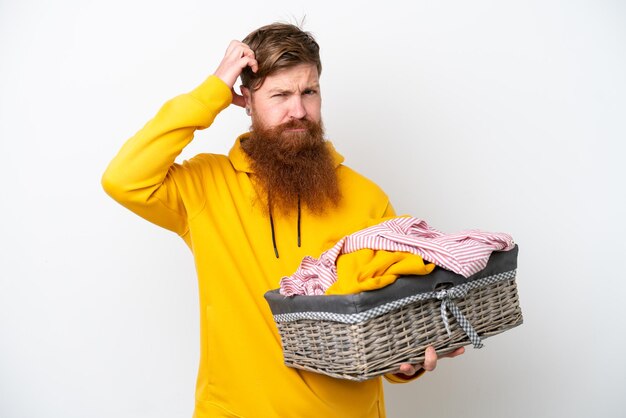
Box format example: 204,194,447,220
338,164,382,185
177,152,237,177
335,164,393,217
338,164,388,196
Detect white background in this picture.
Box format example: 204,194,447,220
1,1,625,417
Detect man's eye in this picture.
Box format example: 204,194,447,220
304,90,317,95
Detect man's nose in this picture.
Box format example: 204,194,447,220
288,96,307,119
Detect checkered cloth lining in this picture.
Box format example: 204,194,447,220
272,269,517,348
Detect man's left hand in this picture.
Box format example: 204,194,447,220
397,346,465,376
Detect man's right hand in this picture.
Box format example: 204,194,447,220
213,40,258,108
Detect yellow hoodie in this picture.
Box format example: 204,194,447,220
102,75,416,418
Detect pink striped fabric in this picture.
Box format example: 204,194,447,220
279,217,515,296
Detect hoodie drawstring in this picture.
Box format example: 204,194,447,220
269,195,302,259
297,196,302,248
269,207,280,259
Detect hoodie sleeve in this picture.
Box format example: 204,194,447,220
384,368,426,384
101,75,232,236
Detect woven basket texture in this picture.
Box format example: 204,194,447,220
276,276,523,381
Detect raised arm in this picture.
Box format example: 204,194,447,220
101,42,257,235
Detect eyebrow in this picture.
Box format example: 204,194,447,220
267,83,320,95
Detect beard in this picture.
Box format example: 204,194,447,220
242,118,341,216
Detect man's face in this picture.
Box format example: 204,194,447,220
241,63,340,215
244,63,322,130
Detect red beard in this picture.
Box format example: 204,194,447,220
242,118,341,216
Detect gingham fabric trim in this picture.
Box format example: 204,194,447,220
273,269,516,325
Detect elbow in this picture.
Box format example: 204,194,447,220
101,165,159,207
101,167,126,202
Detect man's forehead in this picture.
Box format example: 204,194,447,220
261,64,319,91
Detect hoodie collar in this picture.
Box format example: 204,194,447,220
228,132,345,174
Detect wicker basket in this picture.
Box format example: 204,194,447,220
264,245,522,381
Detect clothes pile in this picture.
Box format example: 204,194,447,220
279,216,515,296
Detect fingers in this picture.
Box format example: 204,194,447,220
398,363,420,376
214,40,259,89
422,346,438,372
446,346,465,358
438,346,465,360
397,346,436,375
236,42,259,73
397,345,464,376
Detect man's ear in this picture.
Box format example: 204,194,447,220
241,86,252,108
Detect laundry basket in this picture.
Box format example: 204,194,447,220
264,245,522,381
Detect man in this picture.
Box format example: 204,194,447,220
102,23,462,418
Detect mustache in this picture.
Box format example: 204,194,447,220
279,119,318,131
